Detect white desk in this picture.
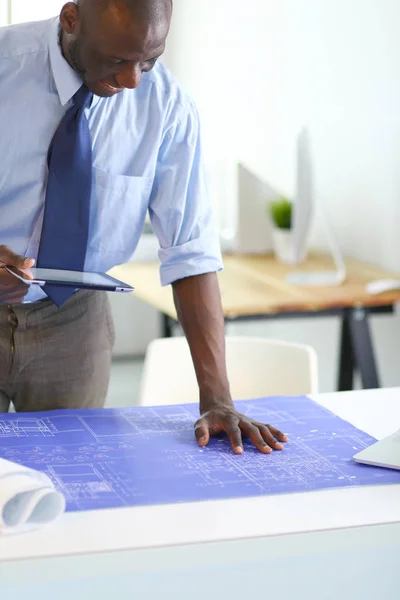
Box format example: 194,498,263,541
1,388,400,599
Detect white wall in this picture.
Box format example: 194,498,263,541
163,0,400,391
0,2,10,25
9,0,64,23
165,0,400,267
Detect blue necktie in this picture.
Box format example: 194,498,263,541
37,84,93,307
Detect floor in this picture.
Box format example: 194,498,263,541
106,358,145,408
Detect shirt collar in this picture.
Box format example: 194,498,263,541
48,17,101,109
48,17,82,107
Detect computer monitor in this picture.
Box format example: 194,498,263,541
286,127,346,286
233,127,346,286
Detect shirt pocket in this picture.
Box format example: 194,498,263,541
88,167,153,260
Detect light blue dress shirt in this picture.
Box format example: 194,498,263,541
0,17,223,303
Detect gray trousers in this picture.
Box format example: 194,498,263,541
0,290,115,413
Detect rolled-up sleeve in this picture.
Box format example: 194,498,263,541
148,98,224,286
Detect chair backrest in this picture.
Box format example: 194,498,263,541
139,336,318,406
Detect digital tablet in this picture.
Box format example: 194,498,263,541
5,266,134,293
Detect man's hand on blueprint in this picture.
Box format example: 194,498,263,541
194,404,289,455
172,272,288,455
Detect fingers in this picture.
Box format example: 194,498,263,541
194,409,288,456
0,286,28,304
0,294,27,304
194,417,210,448
195,415,244,454
252,420,288,446
267,425,289,444
258,425,284,451
8,267,34,281
0,245,35,269
226,423,244,455
241,422,273,454
0,270,30,304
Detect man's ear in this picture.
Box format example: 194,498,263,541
60,2,81,36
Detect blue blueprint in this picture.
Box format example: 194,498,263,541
0,396,399,512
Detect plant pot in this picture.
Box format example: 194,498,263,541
271,228,298,265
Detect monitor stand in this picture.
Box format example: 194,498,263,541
286,203,346,286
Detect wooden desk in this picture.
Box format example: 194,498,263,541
110,252,400,391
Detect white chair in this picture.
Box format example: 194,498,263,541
139,336,318,406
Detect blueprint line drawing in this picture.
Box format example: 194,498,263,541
0,396,398,512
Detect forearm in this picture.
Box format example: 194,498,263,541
172,272,231,410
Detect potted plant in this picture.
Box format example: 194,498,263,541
268,196,297,264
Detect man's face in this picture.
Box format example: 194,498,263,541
60,1,171,97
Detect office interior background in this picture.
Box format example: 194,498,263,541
3,0,400,396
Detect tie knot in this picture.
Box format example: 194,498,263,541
73,85,93,110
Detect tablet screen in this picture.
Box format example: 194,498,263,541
5,266,133,291
30,268,123,287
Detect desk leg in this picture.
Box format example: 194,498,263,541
349,308,380,389
338,308,380,391
162,314,228,339
162,314,173,338
338,310,354,391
